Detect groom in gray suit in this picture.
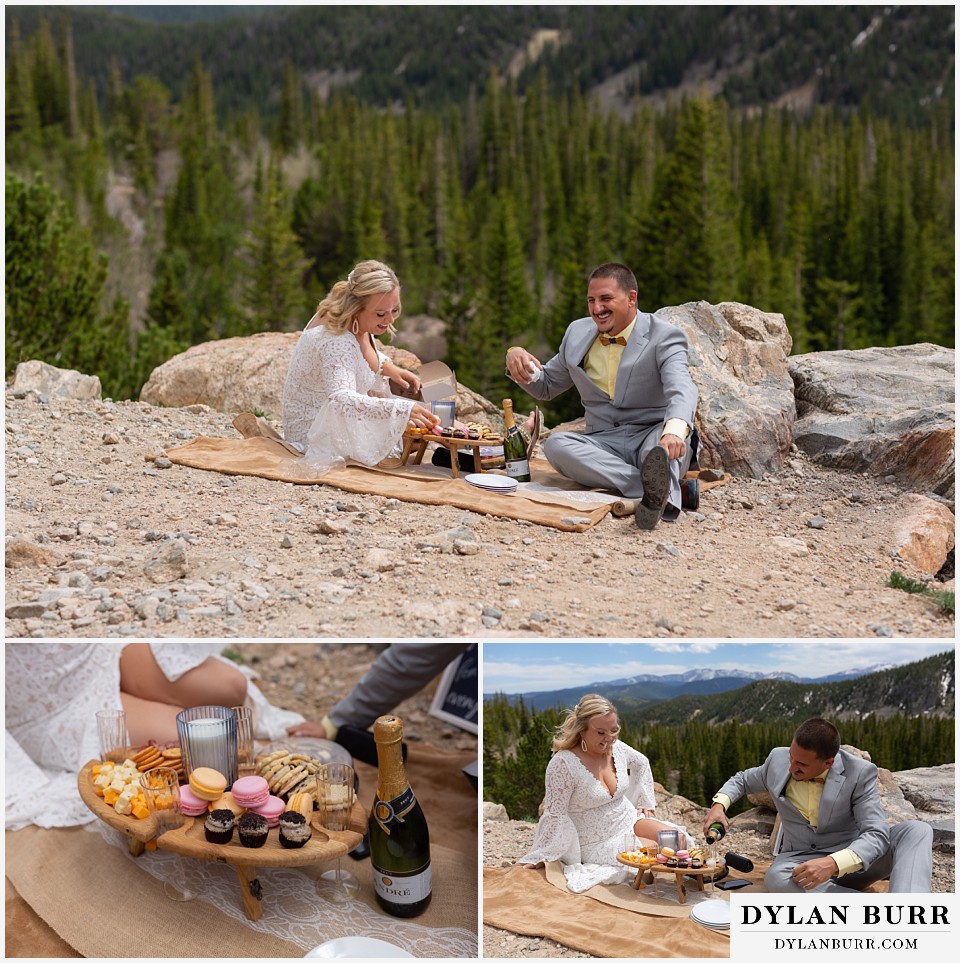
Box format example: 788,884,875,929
506,262,699,529
703,717,933,893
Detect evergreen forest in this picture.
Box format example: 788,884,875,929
5,8,955,420
483,692,956,821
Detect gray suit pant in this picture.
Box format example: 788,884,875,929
542,431,692,504
765,821,933,894
330,642,471,730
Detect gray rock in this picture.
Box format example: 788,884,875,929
660,300,795,478
454,539,480,555
483,802,510,822
12,361,101,400
144,540,188,584
894,764,955,814
790,344,955,498
5,603,47,619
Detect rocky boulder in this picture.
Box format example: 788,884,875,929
11,360,101,400
140,332,299,417
659,301,796,478
789,343,955,500
890,494,956,575
139,331,499,428
483,802,509,822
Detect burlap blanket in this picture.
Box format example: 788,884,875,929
6,745,477,958
483,857,770,958
164,436,614,532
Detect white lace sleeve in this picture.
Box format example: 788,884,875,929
282,325,414,472
517,753,581,866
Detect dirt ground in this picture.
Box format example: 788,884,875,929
4,391,954,639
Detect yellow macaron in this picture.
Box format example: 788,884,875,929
188,766,227,801
210,791,245,817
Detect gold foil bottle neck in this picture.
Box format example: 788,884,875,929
374,715,404,745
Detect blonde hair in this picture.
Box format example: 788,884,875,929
313,260,401,337
552,693,618,751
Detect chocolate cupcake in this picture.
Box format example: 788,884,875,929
238,811,269,848
204,808,235,844
278,811,311,849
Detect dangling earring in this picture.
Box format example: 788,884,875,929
351,318,359,335
581,738,588,753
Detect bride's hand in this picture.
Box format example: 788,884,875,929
408,404,440,431
286,721,329,738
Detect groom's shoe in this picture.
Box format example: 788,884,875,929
635,445,671,530
680,477,700,511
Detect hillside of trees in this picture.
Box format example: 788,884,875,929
629,651,956,725
7,6,954,118
5,8,954,413
484,652,955,820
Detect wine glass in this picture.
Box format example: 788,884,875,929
316,763,360,902
140,767,197,902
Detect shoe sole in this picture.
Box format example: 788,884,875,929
635,445,671,530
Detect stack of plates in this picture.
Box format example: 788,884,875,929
690,899,730,931
464,473,518,494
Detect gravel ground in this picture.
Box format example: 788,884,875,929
228,640,478,754
4,391,955,638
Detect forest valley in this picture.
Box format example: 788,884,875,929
4,12,955,424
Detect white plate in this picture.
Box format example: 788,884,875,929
304,936,414,958
691,899,731,927
464,473,518,493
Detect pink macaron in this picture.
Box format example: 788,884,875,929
248,794,285,827
179,784,209,817
231,775,270,809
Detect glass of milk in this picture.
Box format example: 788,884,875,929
175,705,238,786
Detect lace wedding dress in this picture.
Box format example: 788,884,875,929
5,643,304,831
518,740,684,893
282,320,414,471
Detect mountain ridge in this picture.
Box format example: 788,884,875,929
6,5,954,120
485,655,954,719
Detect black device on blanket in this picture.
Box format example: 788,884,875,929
717,879,753,890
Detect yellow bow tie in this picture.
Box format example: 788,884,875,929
598,335,627,346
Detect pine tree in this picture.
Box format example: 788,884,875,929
5,172,132,396
275,60,304,155
242,153,309,332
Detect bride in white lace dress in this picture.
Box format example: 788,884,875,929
282,259,439,472
516,693,687,892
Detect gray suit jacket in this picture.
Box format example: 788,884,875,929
518,311,698,447
718,747,890,870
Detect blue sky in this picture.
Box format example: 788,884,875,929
482,641,956,694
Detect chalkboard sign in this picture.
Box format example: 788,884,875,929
429,643,478,734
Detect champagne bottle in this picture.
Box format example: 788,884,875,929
705,821,726,845
502,399,531,482
369,715,432,917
